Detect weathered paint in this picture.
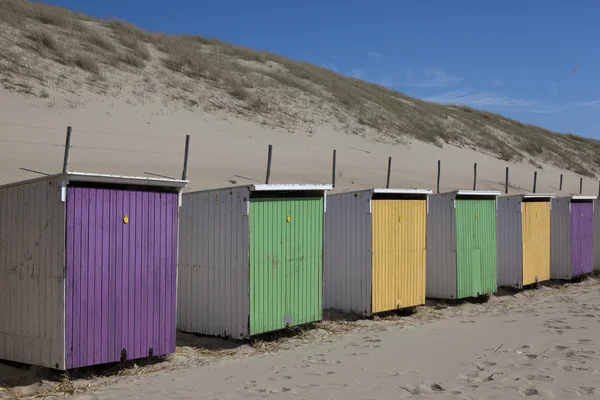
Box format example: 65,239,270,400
65,187,178,369
455,199,497,298
594,199,600,273
496,196,524,288
570,202,594,276
0,178,65,369
0,173,185,370
522,201,551,285
551,197,595,279
371,199,426,312
426,193,458,299
550,198,573,279
249,197,323,335
177,187,250,339
323,190,372,316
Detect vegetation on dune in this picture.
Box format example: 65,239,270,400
0,0,599,177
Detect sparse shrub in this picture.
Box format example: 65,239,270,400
105,18,149,42
74,53,100,75
27,30,62,54
120,52,145,68
228,81,249,100
85,31,116,52
163,50,208,79
117,34,151,61
248,95,269,113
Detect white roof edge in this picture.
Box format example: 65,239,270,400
0,171,188,190
455,190,502,196
372,188,432,195
522,193,555,199
251,184,333,192
570,195,597,200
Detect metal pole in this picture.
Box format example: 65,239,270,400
265,144,273,184
436,160,441,194
533,171,537,193
505,167,509,194
331,149,337,188
473,163,477,191
62,126,72,173
386,157,392,189
181,134,190,180
580,177,583,194
559,174,563,191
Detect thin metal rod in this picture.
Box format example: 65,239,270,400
533,171,537,193
580,177,583,194
265,144,273,184
62,126,72,173
505,167,509,194
386,157,392,188
559,174,563,191
598,181,600,198
473,163,477,191
436,160,441,194
181,134,190,180
331,149,337,188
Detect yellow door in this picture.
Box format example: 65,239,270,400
522,201,551,285
371,199,426,313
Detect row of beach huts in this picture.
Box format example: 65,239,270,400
0,171,597,370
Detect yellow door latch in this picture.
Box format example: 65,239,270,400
398,216,402,222
475,213,478,219
286,215,291,223
123,215,129,224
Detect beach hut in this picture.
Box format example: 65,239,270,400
426,190,501,300
323,188,431,316
550,196,596,280
496,193,554,289
177,184,331,339
0,172,187,370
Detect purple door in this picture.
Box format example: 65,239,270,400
65,187,178,369
570,202,594,277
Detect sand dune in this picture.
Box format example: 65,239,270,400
0,86,595,198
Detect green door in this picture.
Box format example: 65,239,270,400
455,199,497,298
249,197,323,335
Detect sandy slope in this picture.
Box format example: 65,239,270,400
0,87,595,196
0,279,593,400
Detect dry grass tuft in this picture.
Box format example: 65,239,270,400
26,30,64,56
120,52,145,68
74,53,100,75
84,30,116,52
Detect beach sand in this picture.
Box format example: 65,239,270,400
2,279,599,399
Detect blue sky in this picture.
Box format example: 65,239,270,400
46,0,600,138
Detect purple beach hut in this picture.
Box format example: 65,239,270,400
0,172,187,370
550,195,596,280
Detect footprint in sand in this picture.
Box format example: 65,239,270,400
306,371,336,377
399,382,445,395
268,375,293,381
576,386,595,395
573,338,594,344
519,387,539,396
523,373,553,382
